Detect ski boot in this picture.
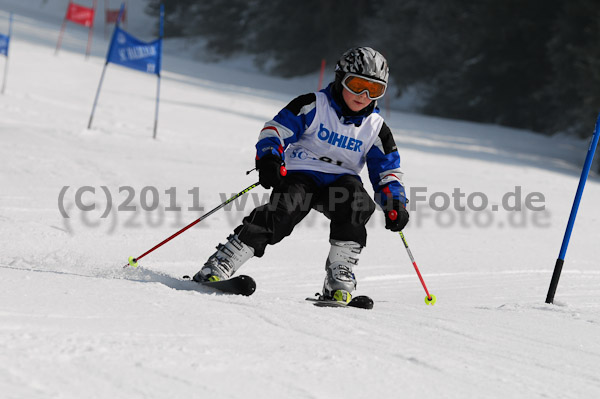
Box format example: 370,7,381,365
193,234,254,283
322,240,362,304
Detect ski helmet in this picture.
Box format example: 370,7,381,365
335,47,389,84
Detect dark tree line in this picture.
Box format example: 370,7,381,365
147,0,600,138
147,0,374,76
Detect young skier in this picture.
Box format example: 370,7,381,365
194,47,409,303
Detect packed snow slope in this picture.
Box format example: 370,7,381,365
1,1,600,398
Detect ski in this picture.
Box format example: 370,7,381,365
306,294,374,310
183,274,256,296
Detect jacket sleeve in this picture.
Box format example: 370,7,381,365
256,93,317,161
366,122,407,207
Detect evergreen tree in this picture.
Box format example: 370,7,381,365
146,0,374,76
146,0,197,37
145,1,600,145
247,0,374,77
376,0,561,132
547,0,600,137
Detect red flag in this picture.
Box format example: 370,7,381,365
66,3,95,27
105,9,126,24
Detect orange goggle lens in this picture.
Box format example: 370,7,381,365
342,74,387,99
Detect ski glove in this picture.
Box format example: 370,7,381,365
385,200,409,232
256,154,286,189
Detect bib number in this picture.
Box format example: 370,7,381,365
319,156,344,166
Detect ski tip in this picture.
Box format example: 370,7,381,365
182,275,191,280
351,295,374,310
237,275,257,296
306,294,374,310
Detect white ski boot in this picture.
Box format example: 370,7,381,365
193,234,254,282
322,240,362,303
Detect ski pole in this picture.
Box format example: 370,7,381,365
388,210,436,305
398,231,436,305
124,181,260,268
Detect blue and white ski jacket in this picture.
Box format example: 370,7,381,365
256,83,406,207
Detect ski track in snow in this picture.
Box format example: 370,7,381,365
1,1,600,398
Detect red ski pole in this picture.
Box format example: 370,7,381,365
124,166,287,269
124,181,260,268
388,210,437,305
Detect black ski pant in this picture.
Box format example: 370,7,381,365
235,172,376,257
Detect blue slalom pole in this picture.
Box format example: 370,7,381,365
1,12,13,94
116,2,125,27
546,113,600,304
87,3,125,129
152,4,164,139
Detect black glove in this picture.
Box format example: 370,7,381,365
256,154,286,189
384,200,409,232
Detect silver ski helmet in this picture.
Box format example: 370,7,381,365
335,47,389,85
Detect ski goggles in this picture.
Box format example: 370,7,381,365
341,73,387,100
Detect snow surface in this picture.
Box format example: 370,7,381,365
1,1,600,398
